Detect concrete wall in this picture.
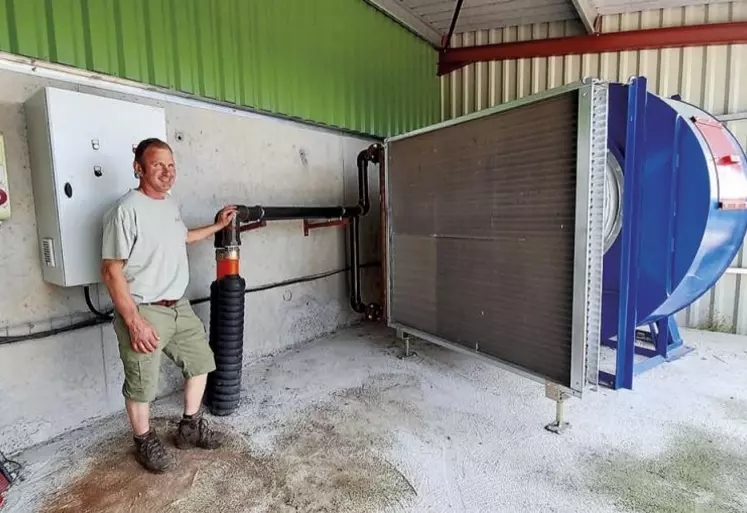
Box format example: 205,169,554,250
0,63,380,454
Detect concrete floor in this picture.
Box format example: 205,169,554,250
4,324,747,513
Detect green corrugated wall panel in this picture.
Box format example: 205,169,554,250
0,0,439,136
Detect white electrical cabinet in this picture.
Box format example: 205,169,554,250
25,87,167,287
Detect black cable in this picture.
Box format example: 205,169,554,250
4,460,21,475
0,317,109,346
84,286,114,320
0,450,22,483
1,262,381,346
190,261,380,305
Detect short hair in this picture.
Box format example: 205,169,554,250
133,138,172,167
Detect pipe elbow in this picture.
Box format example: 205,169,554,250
357,200,370,216
357,143,383,165
236,205,254,223
355,144,382,218
350,298,366,314
356,152,367,167
214,210,242,249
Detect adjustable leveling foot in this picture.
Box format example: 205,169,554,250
544,383,570,434
396,328,417,359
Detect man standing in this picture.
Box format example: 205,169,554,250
101,137,237,473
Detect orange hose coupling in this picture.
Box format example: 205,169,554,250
216,247,240,279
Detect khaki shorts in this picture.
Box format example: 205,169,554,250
113,298,216,403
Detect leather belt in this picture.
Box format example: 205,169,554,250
150,299,179,307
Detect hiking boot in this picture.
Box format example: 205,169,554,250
133,429,176,473
175,411,224,450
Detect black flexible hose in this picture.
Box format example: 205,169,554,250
204,261,379,416
206,274,245,416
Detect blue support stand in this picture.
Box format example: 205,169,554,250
599,316,692,388
605,76,647,390
598,76,693,390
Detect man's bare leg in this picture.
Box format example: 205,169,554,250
126,399,151,436
176,373,223,450
183,373,207,416
127,398,175,473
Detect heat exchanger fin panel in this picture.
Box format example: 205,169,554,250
386,85,604,392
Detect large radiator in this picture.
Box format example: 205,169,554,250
384,81,607,395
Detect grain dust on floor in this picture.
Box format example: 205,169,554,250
7,325,747,513
39,378,418,513
588,425,747,513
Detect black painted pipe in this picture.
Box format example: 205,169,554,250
356,149,372,216
349,215,364,313
347,144,382,319
243,205,350,221
214,144,381,249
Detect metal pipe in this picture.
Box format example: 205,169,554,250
356,150,372,216
348,144,383,318
214,210,242,248
379,146,388,321
555,398,564,426
349,216,364,314
213,144,384,320
216,247,240,279
217,143,381,235
243,205,350,221
441,0,465,51
304,218,349,236
239,220,266,233
353,142,382,216
438,22,747,75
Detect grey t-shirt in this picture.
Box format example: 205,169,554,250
102,189,190,303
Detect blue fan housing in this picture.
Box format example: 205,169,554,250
601,83,747,341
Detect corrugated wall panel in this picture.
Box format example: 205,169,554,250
0,0,440,137
442,2,747,333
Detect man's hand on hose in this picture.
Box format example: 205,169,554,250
186,205,238,244
216,205,238,228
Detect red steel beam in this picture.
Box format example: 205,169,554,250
438,22,747,75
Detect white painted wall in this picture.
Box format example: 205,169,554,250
0,64,381,454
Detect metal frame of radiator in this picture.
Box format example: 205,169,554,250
383,79,607,398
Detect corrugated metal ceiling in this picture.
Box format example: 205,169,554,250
402,0,578,33
594,0,734,16
372,0,736,40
